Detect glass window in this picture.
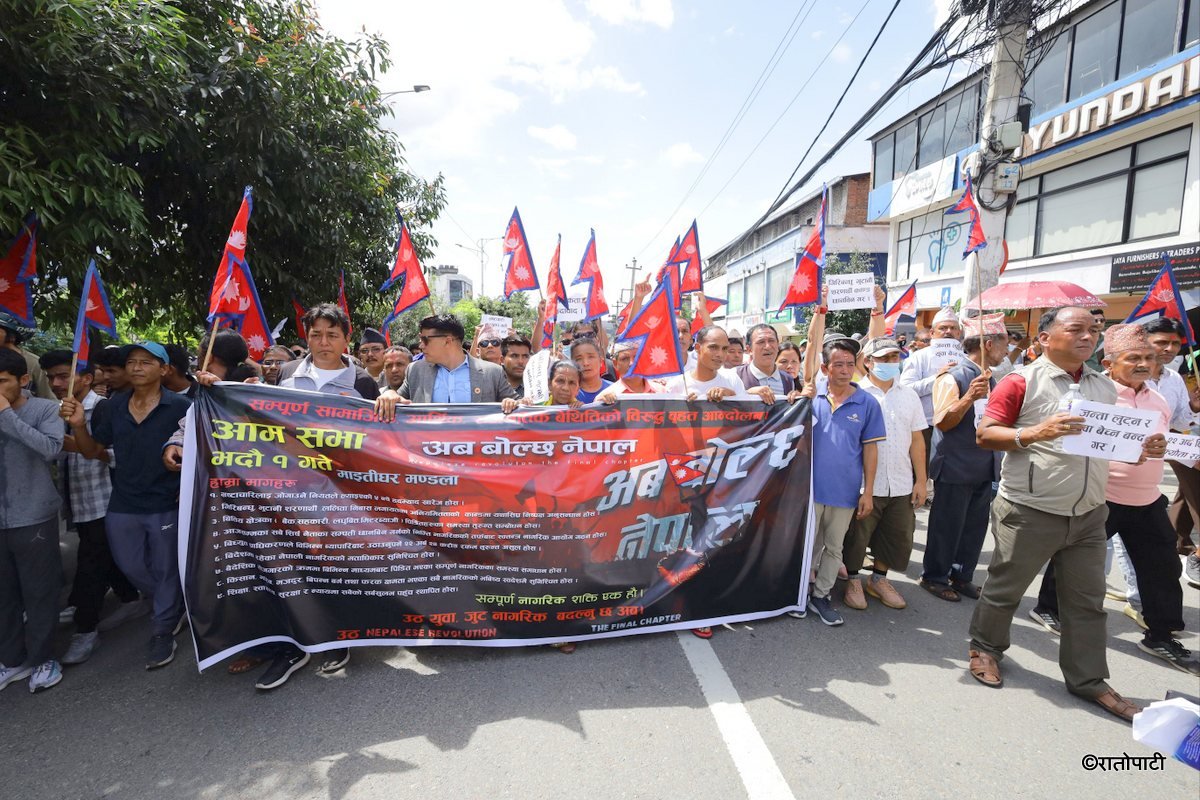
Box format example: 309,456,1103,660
767,263,791,308
1038,175,1125,254
918,104,946,167
1026,32,1069,117
944,84,980,154
1005,201,1037,260
1015,175,1040,201
745,271,766,313
893,122,916,179
874,134,894,188
1120,0,1180,77
1187,0,1199,46
1068,2,1120,100
727,279,744,316
1129,160,1187,239
1041,147,1129,191
1136,127,1192,163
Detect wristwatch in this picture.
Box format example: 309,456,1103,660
1014,428,1029,449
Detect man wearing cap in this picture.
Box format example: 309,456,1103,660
0,313,51,399
841,337,927,611
1029,324,1196,674
356,328,387,385
799,291,886,627
900,307,963,465
61,341,191,671
920,316,1007,602
972,306,1149,722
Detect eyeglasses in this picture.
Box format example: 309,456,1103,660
419,333,452,345
479,338,501,348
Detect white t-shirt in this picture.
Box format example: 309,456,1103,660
663,369,748,398
310,365,345,390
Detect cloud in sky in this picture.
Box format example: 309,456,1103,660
527,124,578,151
585,0,674,28
661,142,704,168
831,43,853,63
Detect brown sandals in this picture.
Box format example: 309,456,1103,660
1090,689,1141,723
968,649,1002,687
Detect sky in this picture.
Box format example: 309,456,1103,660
315,0,960,305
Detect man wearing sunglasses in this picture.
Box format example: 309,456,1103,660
382,314,518,404
356,328,388,383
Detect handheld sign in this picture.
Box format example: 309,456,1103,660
479,314,513,339
524,349,551,404
826,273,876,311
1061,401,1160,462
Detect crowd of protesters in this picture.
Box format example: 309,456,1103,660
0,281,1197,722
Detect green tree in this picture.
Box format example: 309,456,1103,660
1,0,445,342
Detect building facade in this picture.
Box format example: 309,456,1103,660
705,173,888,337
868,0,1199,330
430,264,474,306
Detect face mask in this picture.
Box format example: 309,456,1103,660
871,362,901,381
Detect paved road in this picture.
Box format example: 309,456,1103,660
3,505,1198,799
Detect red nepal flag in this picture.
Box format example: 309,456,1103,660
544,234,568,312
206,187,275,359
655,236,681,285
779,185,825,311
382,320,392,348
381,222,432,325
207,187,251,318
675,220,704,294
1125,256,1196,345
614,301,635,338
659,260,684,311
944,173,987,258
337,270,353,336
291,295,308,342
665,453,705,486
617,279,684,380
693,295,727,332
501,206,540,299
570,228,609,320
883,280,918,336
72,259,118,370
0,213,38,326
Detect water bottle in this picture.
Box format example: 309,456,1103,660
1054,383,1083,452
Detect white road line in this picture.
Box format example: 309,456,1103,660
676,632,796,800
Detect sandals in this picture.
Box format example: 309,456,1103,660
949,579,981,599
919,579,960,602
1090,689,1141,723
968,649,1002,687
691,627,713,639
227,655,266,675
550,642,577,654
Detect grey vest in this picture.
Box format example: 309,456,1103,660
929,360,1001,485
997,357,1116,516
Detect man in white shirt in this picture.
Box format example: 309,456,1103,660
665,326,750,401
842,338,927,611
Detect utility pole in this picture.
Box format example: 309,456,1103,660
961,0,1032,306
625,256,641,298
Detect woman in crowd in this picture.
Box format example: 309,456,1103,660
775,342,802,382
570,337,613,403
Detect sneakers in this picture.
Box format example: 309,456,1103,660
807,595,844,626
318,648,351,674
172,614,188,636
62,632,99,665
1186,553,1199,589
58,605,77,624
786,608,807,619
842,578,867,610
256,650,311,690
866,575,907,609
1138,638,1200,675
1122,603,1148,631
145,634,176,670
1028,607,1061,635
28,660,62,693
98,598,149,632
0,664,33,691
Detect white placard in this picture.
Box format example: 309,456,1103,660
523,349,551,404
1061,401,1160,462
479,314,512,338
1164,433,1200,464
972,397,988,429
557,294,589,323
826,273,877,310
927,338,964,370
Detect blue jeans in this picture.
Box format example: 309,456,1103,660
923,480,992,586
105,510,182,636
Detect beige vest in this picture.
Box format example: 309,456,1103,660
998,356,1117,516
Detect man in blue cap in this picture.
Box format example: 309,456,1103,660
61,341,192,670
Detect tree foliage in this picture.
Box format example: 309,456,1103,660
0,0,446,342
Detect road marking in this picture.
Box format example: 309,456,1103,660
677,632,796,800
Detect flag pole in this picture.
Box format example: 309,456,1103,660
201,318,220,373
66,352,78,400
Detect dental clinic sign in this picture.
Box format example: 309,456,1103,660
1023,55,1200,157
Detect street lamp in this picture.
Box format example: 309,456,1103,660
381,85,431,98
455,237,502,297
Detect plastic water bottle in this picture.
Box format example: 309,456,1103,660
1055,383,1084,452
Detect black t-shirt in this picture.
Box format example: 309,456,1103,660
92,389,191,514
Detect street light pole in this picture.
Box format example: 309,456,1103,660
381,85,432,98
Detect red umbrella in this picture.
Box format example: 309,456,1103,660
967,280,1106,310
